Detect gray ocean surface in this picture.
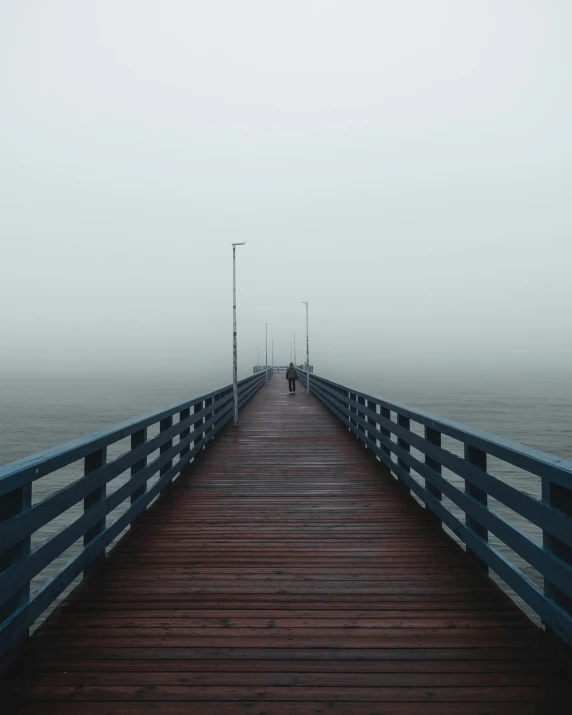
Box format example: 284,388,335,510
1,368,571,627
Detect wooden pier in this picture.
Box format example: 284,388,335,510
3,375,572,713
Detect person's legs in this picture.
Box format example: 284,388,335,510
288,378,294,392
292,380,296,393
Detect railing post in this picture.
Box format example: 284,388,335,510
332,384,339,409
424,427,443,503
0,483,32,627
83,448,107,573
212,395,220,433
349,392,357,432
379,406,391,462
179,408,191,462
366,399,377,450
357,396,366,439
130,428,147,505
204,397,213,439
397,415,411,489
194,401,204,449
159,416,173,488
464,445,489,573
542,480,572,625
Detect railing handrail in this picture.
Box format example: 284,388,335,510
298,369,572,652
0,369,273,664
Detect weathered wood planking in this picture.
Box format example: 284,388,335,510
2,375,571,713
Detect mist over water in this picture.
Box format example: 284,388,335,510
1,2,571,385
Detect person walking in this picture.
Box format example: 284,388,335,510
286,362,297,394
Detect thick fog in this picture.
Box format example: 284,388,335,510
1,1,571,388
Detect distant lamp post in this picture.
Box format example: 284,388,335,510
272,338,274,371
302,301,310,394
232,242,246,426
265,323,270,383
293,333,296,365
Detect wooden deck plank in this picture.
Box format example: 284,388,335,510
2,375,571,713
8,702,553,715
17,684,571,702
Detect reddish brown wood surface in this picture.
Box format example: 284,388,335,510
3,375,572,713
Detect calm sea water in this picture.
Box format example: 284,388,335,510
3,369,570,465
0,372,223,467
1,368,571,626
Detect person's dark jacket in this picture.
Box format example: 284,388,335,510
286,366,297,380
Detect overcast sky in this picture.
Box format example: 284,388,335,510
1,1,571,384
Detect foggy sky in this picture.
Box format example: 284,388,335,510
1,1,571,386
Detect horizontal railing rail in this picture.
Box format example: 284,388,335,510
0,369,272,663
253,365,313,374
298,370,572,651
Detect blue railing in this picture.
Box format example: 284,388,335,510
0,369,271,662
299,370,572,651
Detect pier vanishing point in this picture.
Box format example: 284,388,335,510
1,369,572,713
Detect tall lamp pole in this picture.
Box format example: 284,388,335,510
265,322,270,383
293,333,296,365
302,301,309,393
272,338,274,370
232,242,246,426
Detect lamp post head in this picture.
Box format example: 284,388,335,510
232,242,246,246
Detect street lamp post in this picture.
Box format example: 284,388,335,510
272,338,274,371
232,242,246,426
265,323,269,383
293,333,296,365
302,301,309,393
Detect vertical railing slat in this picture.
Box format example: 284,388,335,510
204,397,213,440
424,427,443,503
159,416,173,491
357,396,366,438
83,448,107,574
194,401,204,449
212,395,220,432
464,444,489,573
366,399,377,451
397,415,411,489
379,406,391,461
349,392,357,432
0,483,32,627
542,480,572,624
179,408,191,461
130,428,147,504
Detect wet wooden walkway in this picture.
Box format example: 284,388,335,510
4,375,572,713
